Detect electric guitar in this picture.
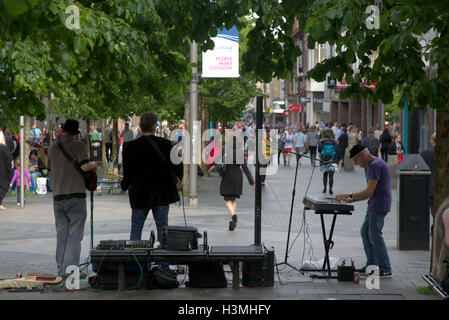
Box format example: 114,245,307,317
57,141,98,192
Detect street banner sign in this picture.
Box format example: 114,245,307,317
202,26,239,78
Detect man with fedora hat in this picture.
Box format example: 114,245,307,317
336,144,392,278
47,119,98,277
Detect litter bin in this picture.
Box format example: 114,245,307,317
90,140,102,162
397,154,431,250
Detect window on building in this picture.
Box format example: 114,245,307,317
309,43,326,71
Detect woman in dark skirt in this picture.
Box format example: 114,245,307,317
219,137,255,231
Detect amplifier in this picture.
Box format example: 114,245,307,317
242,246,274,288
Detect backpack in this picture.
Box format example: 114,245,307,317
367,136,379,156
321,142,336,161
147,266,179,289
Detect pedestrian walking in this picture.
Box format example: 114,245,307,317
10,158,31,206
337,127,348,171
219,136,255,231
306,125,320,166
283,127,294,167
362,128,380,157
318,129,338,195
204,137,221,176
260,129,271,185
294,126,306,165
277,128,285,165
379,128,392,162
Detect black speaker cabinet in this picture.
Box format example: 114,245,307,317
242,246,274,287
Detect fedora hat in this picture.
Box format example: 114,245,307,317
349,144,367,159
62,119,79,135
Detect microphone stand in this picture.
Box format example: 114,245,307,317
275,148,332,273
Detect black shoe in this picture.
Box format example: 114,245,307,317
229,221,235,231
379,271,392,278
322,188,327,194
329,190,333,195
232,214,238,227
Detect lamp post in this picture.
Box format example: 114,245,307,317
19,116,24,208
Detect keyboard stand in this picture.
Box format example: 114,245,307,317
301,209,351,279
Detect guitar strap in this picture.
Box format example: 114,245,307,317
56,141,85,177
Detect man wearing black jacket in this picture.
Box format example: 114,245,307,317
121,112,183,245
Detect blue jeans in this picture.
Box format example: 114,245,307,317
360,210,391,273
130,206,169,243
131,206,169,269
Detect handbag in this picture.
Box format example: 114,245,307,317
57,141,97,191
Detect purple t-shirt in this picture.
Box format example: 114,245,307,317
366,157,391,213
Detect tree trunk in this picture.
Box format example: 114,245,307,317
86,119,91,159
24,116,32,164
112,119,119,169
101,119,107,170
48,97,53,143
430,51,449,274
431,93,449,275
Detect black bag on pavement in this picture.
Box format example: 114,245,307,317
337,258,355,282
186,262,228,288
163,226,202,251
147,266,179,289
89,270,149,290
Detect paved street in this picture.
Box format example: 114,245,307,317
0,158,440,300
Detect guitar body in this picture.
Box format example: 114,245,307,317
85,170,98,192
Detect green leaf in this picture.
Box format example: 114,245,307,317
74,37,87,54
4,0,29,16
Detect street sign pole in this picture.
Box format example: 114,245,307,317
254,96,263,245
189,41,198,206
19,116,24,208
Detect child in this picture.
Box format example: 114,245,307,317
10,158,31,206
318,129,338,195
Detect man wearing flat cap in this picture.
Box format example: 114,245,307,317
335,144,392,278
47,119,97,277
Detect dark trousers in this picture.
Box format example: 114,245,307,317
381,150,388,162
323,171,334,191
309,146,317,164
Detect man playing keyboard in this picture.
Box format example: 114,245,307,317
335,144,392,278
